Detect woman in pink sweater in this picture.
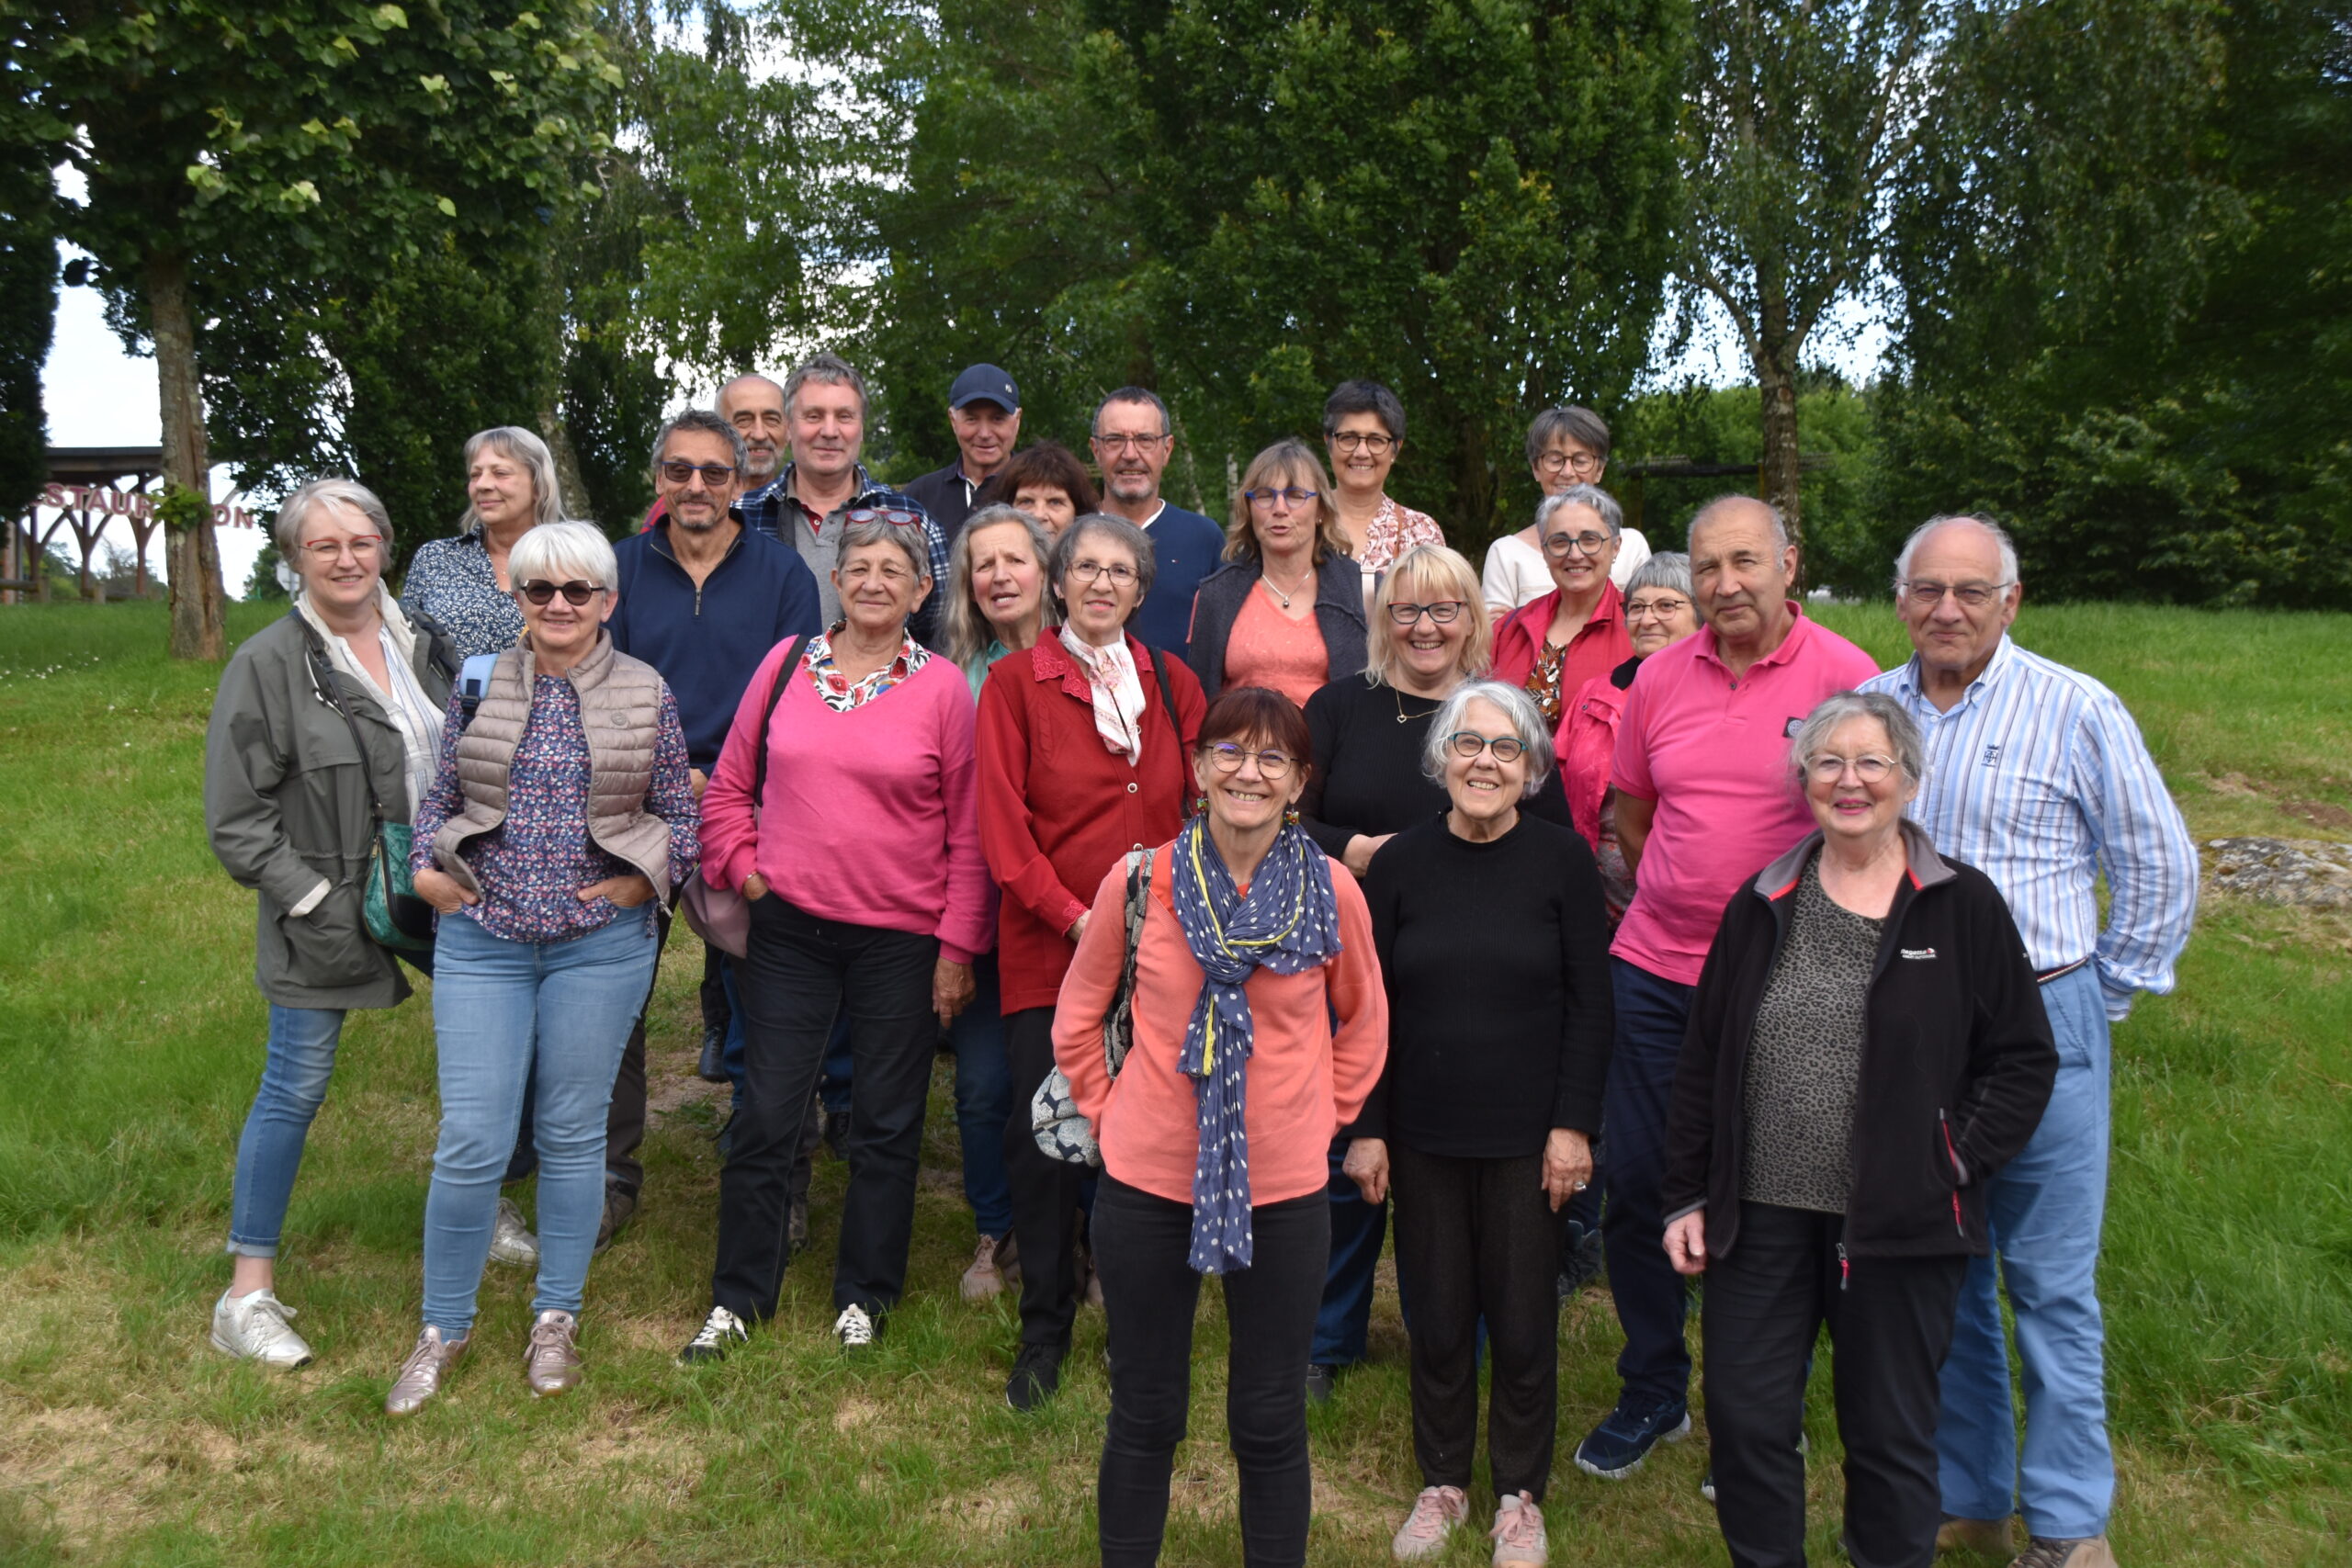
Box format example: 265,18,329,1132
686,516,991,1357
1053,686,1386,1568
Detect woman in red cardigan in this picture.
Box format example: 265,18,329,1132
976,512,1207,1412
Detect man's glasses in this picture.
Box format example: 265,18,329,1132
1387,600,1467,626
1806,752,1898,784
1067,560,1139,587
1445,731,1528,762
1541,529,1614,558
299,536,382,561
1204,743,1295,778
517,580,605,606
1900,580,2011,608
659,460,737,487
1534,450,1603,476
1329,431,1396,454
1244,487,1319,505
1091,432,1170,453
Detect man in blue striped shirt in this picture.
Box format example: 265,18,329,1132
1862,515,2196,1568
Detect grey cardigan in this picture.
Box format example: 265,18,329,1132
1186,552,1369,700
204,610,456,1010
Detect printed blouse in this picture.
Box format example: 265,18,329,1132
400,527,525,660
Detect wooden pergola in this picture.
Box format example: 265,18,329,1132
5,448,256,604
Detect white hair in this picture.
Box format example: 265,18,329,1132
1893,513,2020,592
507,519,617,592
1420,679,1555,800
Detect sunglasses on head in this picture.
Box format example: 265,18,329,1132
517,580,604,606
845,506,924,528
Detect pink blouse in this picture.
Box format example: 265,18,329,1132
1224,585,1329,709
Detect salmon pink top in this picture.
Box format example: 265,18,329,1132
1222,587,1329,709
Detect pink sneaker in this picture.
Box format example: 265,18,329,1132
1393,1484,1469,1560
1489,1490,1547,1567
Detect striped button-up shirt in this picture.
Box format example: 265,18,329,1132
1861,636,2196,1020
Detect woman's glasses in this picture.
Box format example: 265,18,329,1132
517,580,605,606
1204,743,1295,778
1242,487,1318,505
1329,431,1396,454
1541,529,1614,558
1446,731,1528,762
1066,559,1139,587
1625,594,1690,622
1805,752,1897,784
299,536,382,561
1387,600,1467,626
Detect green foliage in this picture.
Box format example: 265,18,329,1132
243,540,290,602
0,150,53,521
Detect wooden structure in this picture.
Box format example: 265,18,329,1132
1614,454,1830,541
5,447,256,604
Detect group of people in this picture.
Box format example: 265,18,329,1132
201,353,2198,1568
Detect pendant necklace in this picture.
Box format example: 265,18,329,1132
1261,567,1313,610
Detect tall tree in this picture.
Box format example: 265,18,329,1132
1678,0,1948,545
0,147,54,522
6,0,612,657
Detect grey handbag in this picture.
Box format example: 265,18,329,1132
1030,847,1153,1166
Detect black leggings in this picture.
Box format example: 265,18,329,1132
1093,1176,1329,1568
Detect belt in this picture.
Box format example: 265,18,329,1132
2035,956,2091,986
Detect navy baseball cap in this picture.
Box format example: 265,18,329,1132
948,363,1020,412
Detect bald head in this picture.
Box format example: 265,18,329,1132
718,374,788,481
1687,493,1799,658
1689,493,1790,555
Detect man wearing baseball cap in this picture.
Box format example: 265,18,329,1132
904,363,1023,543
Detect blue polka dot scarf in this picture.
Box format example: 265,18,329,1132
1169,817,1342,1274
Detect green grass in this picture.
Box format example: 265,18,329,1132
1,599,2347,1564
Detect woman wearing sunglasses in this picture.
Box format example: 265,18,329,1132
390,522,699,1413
1489,485,1634,743
1052,685,1386,1568
1351,682,1614,1567
1185,438,1369,707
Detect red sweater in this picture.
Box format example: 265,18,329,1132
976,636,1206,1013
1052,843,1388,1207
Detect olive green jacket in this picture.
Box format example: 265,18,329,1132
204,609,458,1009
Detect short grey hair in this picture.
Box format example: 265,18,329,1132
1536,482,1623,540
783,351,870,419
1421,679,1555,801
836,513,930,581
649,408,749,479
1050,512,1158,609
1689,492,1792,554
1626,550,1692,601
508,518,618,593
1525,406,1611,467
1893,513,2020,593
944,503,1058,664
459,425,564,534
1788,691,1926,794
1093,386,1171,439
276,477,394,562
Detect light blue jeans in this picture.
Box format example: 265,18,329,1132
422,909,659,1336
225,1004,349,1258
1938,963,2115,1538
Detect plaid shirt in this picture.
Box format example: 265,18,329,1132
739,462,949,647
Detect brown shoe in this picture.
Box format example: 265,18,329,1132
524,1310,582,1397
1939,1517,2018,1555
385,1325,469,1416
2009,1539,2117,1568
960,1235,1010,1303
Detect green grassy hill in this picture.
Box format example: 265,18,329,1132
1,600,2346,1565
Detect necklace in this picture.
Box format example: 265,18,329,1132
1261,565,1314,610
1390,684,1436,725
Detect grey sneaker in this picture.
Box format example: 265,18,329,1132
524,1310,582,1397
1488,1491,1547,1568
679,1304,749,1364
1392,1484,1468,1560
961,1234,1010,1302
489,1195,539,1269
210,1289,314,1368
2009,1539,2117,1568
833,1303,876,1349
385,1325,469,1416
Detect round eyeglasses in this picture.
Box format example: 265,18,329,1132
1445,731,1527,763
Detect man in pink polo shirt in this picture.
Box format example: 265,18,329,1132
1573,494,1881,1483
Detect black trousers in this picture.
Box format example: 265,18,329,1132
711,897,938,1320
1003,1005,1087,1346
1390,1144,1560,1501
1093,1175,1329,1568
1703,1201,1968,1568
503,907,666,1197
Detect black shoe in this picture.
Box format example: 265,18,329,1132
1005,1340,1067,1412
595,1183,638,1252
679,1305,749,1364
696,1023,729,1084
1304,1362,1338,1405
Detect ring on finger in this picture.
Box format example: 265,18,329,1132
1573,1180,1589,1191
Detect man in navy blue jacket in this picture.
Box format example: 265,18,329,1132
1091,387,1226,660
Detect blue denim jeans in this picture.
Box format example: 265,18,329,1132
1602,955,1698,1407
948,955,1013,1237
421,909,659,1335
1939,964,2116,1539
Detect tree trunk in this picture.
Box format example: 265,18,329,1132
150,250,226,660
1753,343,1804,558
537,399,594,525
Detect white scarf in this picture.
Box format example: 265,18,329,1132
1059,625,1146,765
300,585,447,812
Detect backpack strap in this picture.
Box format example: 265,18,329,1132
1143,641,1183,750
455,652,500,724
1105,846,1154,1080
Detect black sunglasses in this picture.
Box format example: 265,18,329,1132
517,580,605,606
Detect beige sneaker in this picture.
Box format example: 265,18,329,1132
960,1235,1010,1302
2009,1539,2117,1568
385,1325,469,1416
1392,1484,1468,1560
1939,1516,2018,1555
1488,1491,1546,1568
210,1288,314,1369
489,1195,538,1269
524,1310,582,1397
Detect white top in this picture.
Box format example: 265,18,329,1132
1480,526,1651,616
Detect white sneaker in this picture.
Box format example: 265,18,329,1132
833,1303,876,1349
489,1195,539,1269
1489,1491,1547,1568
1393,1484,1468,1560
678,1304,750,1364
210,1288,314,1368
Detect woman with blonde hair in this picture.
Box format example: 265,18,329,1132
1184,437,1367,706
401,425,567,660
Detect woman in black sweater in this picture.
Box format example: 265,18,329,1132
1349,679,1614,1564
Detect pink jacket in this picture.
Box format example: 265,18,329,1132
1559,671,1630,854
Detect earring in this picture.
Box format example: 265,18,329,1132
1192,793,1210,818
1283,806,1302,828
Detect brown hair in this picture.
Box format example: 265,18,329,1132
1225,438,1351,565
978,440,1102,517
1194,686,1315,784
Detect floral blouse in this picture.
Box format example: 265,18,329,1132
400,527,525,660
1358,495,1446,573
806,626,932,712
411,676,700,943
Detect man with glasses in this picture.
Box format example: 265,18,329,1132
1862,515,2193,1568
903,363,1023,543
1582,494,1879,1483
1091,387,1226,660
741,351,952,648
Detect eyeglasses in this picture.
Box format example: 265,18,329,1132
1329,431,1396,454
1066,559,1139,587
844,506,925,528
1204,742,1295,778
1541,530,1615,558
517,580,605,606
1446,731,1528,763
1625,594,1690,621
1805,752,1898,784
1091,432,1170,452
298,535,383,561
1534,450,1603,476
1244,487,1319,505
1386,600,1467,626
1900,580,2012,608
659,460,737,487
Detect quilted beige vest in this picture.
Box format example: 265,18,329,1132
428,632,673,897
